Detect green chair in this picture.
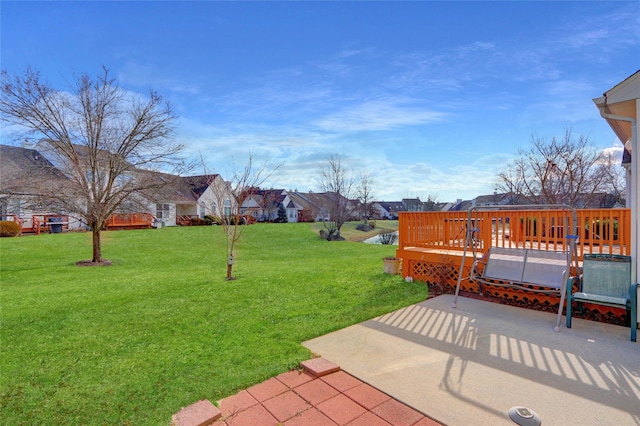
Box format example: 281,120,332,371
566,254,637,342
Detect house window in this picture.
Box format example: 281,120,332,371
224,199,231,217
156,204,170,219
0,198,7,220
199,202,206,218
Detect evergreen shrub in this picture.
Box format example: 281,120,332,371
0,220,21,237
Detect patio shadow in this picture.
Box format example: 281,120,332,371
305,294,640,425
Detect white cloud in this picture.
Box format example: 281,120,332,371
314,99,448,133
118,62,201,95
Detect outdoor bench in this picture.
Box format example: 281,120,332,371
469,246,574,332
470,246,573,296
566,254,637,342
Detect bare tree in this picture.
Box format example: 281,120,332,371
256,189,282,222
318,155,355,241
496,129,607,207
0,67,186,264
205,156,280,280
422,194,440,211
594,149,626,206
356,171,375,221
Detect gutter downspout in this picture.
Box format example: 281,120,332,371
598,104,638,288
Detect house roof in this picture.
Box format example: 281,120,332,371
375,201,404,213
0,144,226,207
251,189,286,205
287,191,349,213
401,198,420,203
182,174,219,198
0,144,68,194
592,70,639,154
288,192,322,211
448,199,474,211
287,192,314,211
141,173,219,204
474,194,501,204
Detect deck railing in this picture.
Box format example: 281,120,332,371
398,208,631,261
105,213,154,230
6,214,70,234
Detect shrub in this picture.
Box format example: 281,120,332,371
379,232,397,245
0,220,21,237
226,215,257,225
356,223,374,232
274,205,288,223
319,228,344,241
205,215,223,225
190,217,210,226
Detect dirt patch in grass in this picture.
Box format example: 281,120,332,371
75,260,113,267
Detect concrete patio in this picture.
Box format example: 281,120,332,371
303,294,640,425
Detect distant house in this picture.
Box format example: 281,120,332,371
372,198,444,218
372,201,404,219
446,199,474,212
287,192,331,222
0,144,83,230
0,144,234,229
241,189,289,222
474,193,511,207
286,192,320,222
401,198,424,212
282,194,303,222
286,191,355,222
145,173,229,226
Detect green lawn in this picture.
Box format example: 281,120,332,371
0,222,426,425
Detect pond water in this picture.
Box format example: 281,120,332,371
363,231,398,245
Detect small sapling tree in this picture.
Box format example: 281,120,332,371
206,155,280,279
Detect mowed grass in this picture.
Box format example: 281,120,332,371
0,222,426,425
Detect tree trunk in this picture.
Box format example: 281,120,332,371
226,263,233,280
92,229,102,262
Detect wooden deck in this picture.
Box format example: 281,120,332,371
7,214,70,235
105,213,154,230
396,208,632,323
397,207,631,266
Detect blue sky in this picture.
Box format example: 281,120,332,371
2,1,639,202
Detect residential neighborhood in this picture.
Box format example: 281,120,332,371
0,140,632,235
2,2,640,426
